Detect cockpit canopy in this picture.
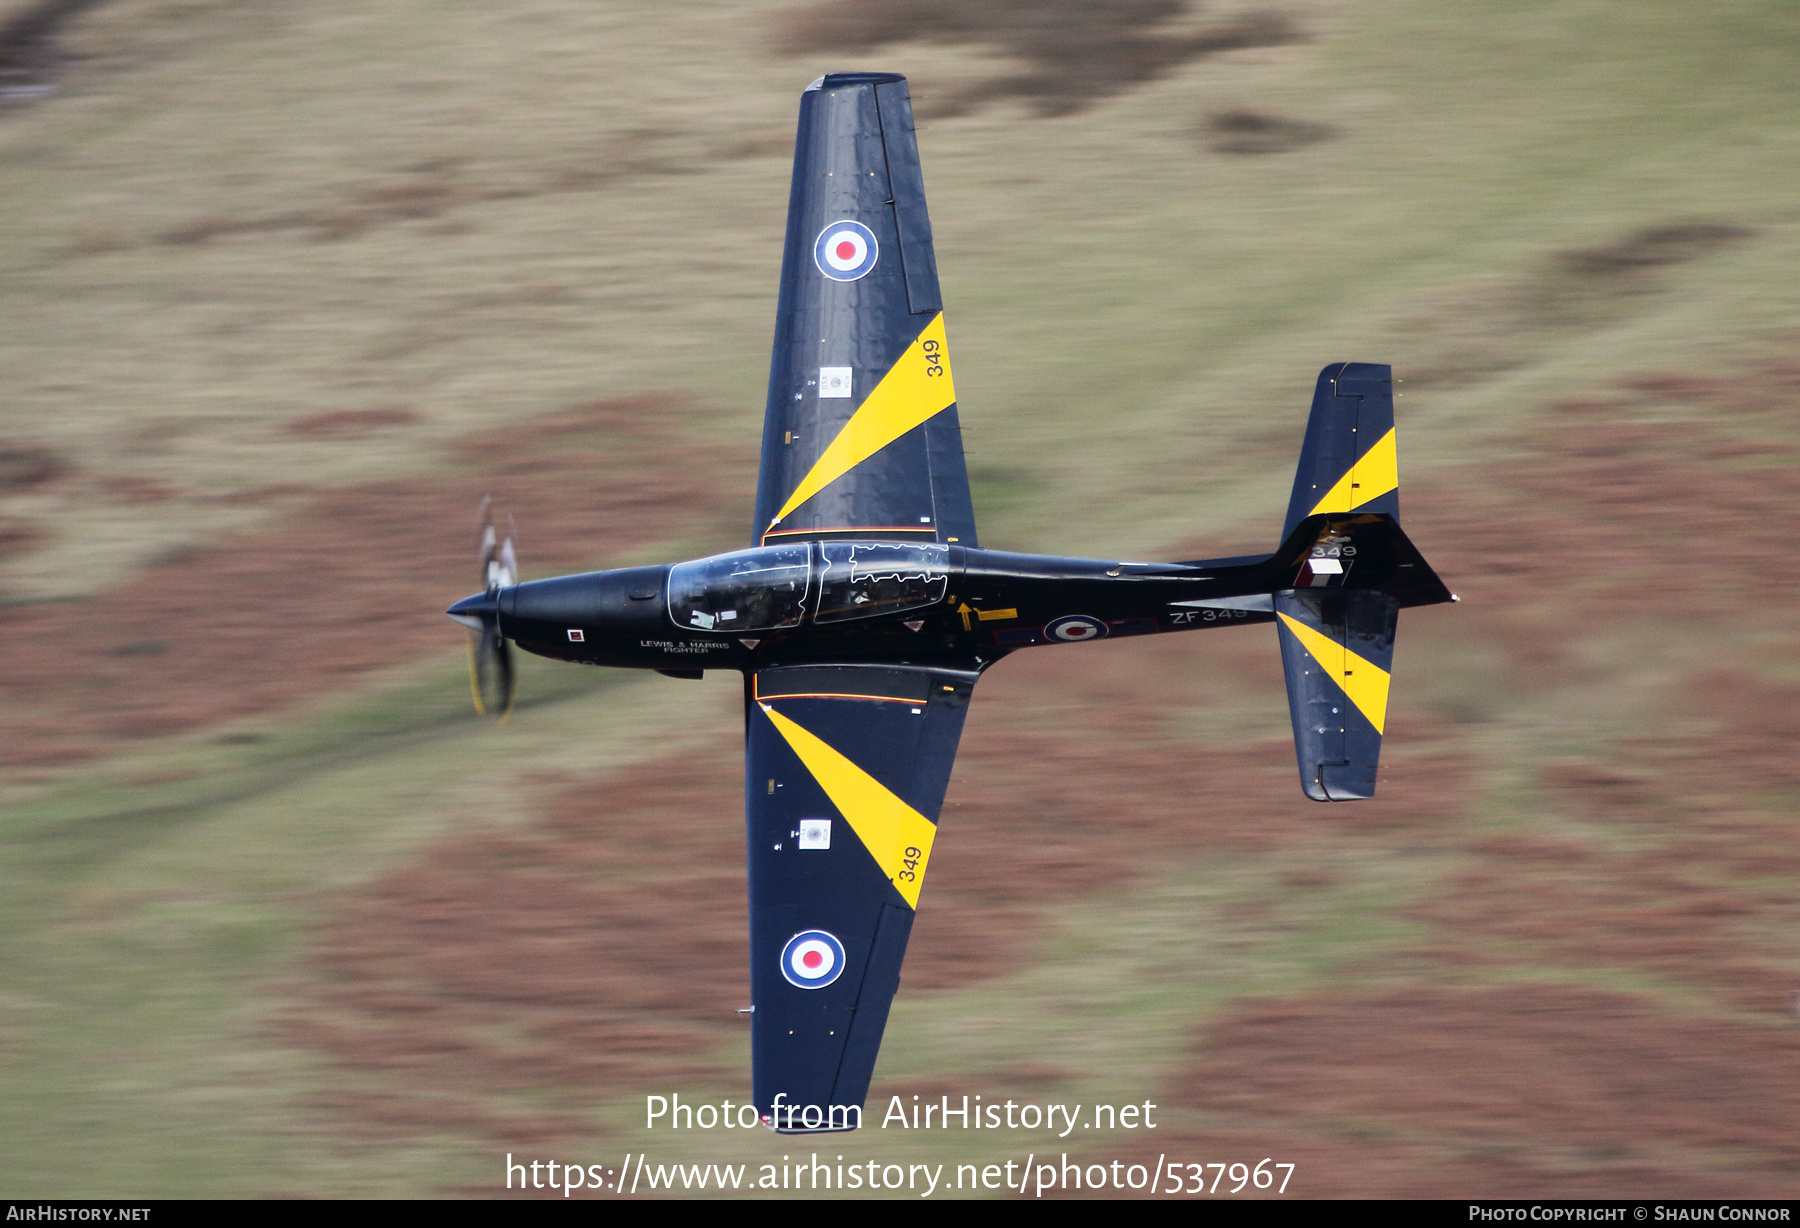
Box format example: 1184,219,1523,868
813,541,950,623
666,542,950,633
667,545,810,632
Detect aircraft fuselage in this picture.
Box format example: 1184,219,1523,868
449,511,1444,678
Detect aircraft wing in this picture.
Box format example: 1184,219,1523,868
745,662,976,1129
751,73,979,550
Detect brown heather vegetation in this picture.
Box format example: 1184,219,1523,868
0,395,748,767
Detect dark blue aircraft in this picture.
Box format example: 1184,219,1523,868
449,72,1453,1134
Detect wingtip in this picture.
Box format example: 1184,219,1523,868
816,72,907,90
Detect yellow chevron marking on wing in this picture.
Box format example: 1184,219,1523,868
760,703,936,909
1275,611,1391,735
770,313,956,529
1308,427,1399,517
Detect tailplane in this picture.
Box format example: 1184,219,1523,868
1283,362,1399,541
1276,587,1397,801
1273,363,1448,801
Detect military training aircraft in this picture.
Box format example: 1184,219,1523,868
447,72,1453,1134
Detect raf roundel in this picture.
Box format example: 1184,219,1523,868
813,220,879,282
1046,614,1109,643
780,929,847,989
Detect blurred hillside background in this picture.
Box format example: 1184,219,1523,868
3,0,1799,1198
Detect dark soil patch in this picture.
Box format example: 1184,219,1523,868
0,443,68,490
0,394,748,767
284,407,424,439
1397,341,1800,1015
1131,985,1800,1197
774,0,1304,117
1557,222,1755,278
278,754,751,1142
1414,668,1800,1015
155,137,685,247
1408,350,1800,623
1205,109,1334,155
0,518,40,561
0,0,106,106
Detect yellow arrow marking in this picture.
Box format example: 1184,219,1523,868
974,607,1017,622
1275,611,1391,735
769,313,957,530
760,704,937,908
957,603,972,631
1308,427,1398,518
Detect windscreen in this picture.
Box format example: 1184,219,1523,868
813,542,950,624
667,546,810,632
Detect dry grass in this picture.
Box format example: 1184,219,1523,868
773,0,1304,116
1389,221,1759,389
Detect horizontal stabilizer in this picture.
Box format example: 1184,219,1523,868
1276,587,1398,801
1283,363,1399,542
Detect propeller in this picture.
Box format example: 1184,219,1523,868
454,497,516,721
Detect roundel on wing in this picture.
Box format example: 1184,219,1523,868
1046,614,1109,643
780,929,847,989
813,220,879,281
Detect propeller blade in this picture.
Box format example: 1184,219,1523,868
492,632,516,721
457,497,518,720
499,528,518,590
466,618,514,720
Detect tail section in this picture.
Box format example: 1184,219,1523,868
1276,588,1397,801
1282,362,1399,542
1273,362,1446,802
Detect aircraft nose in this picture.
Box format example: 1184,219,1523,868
447,590,497,629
